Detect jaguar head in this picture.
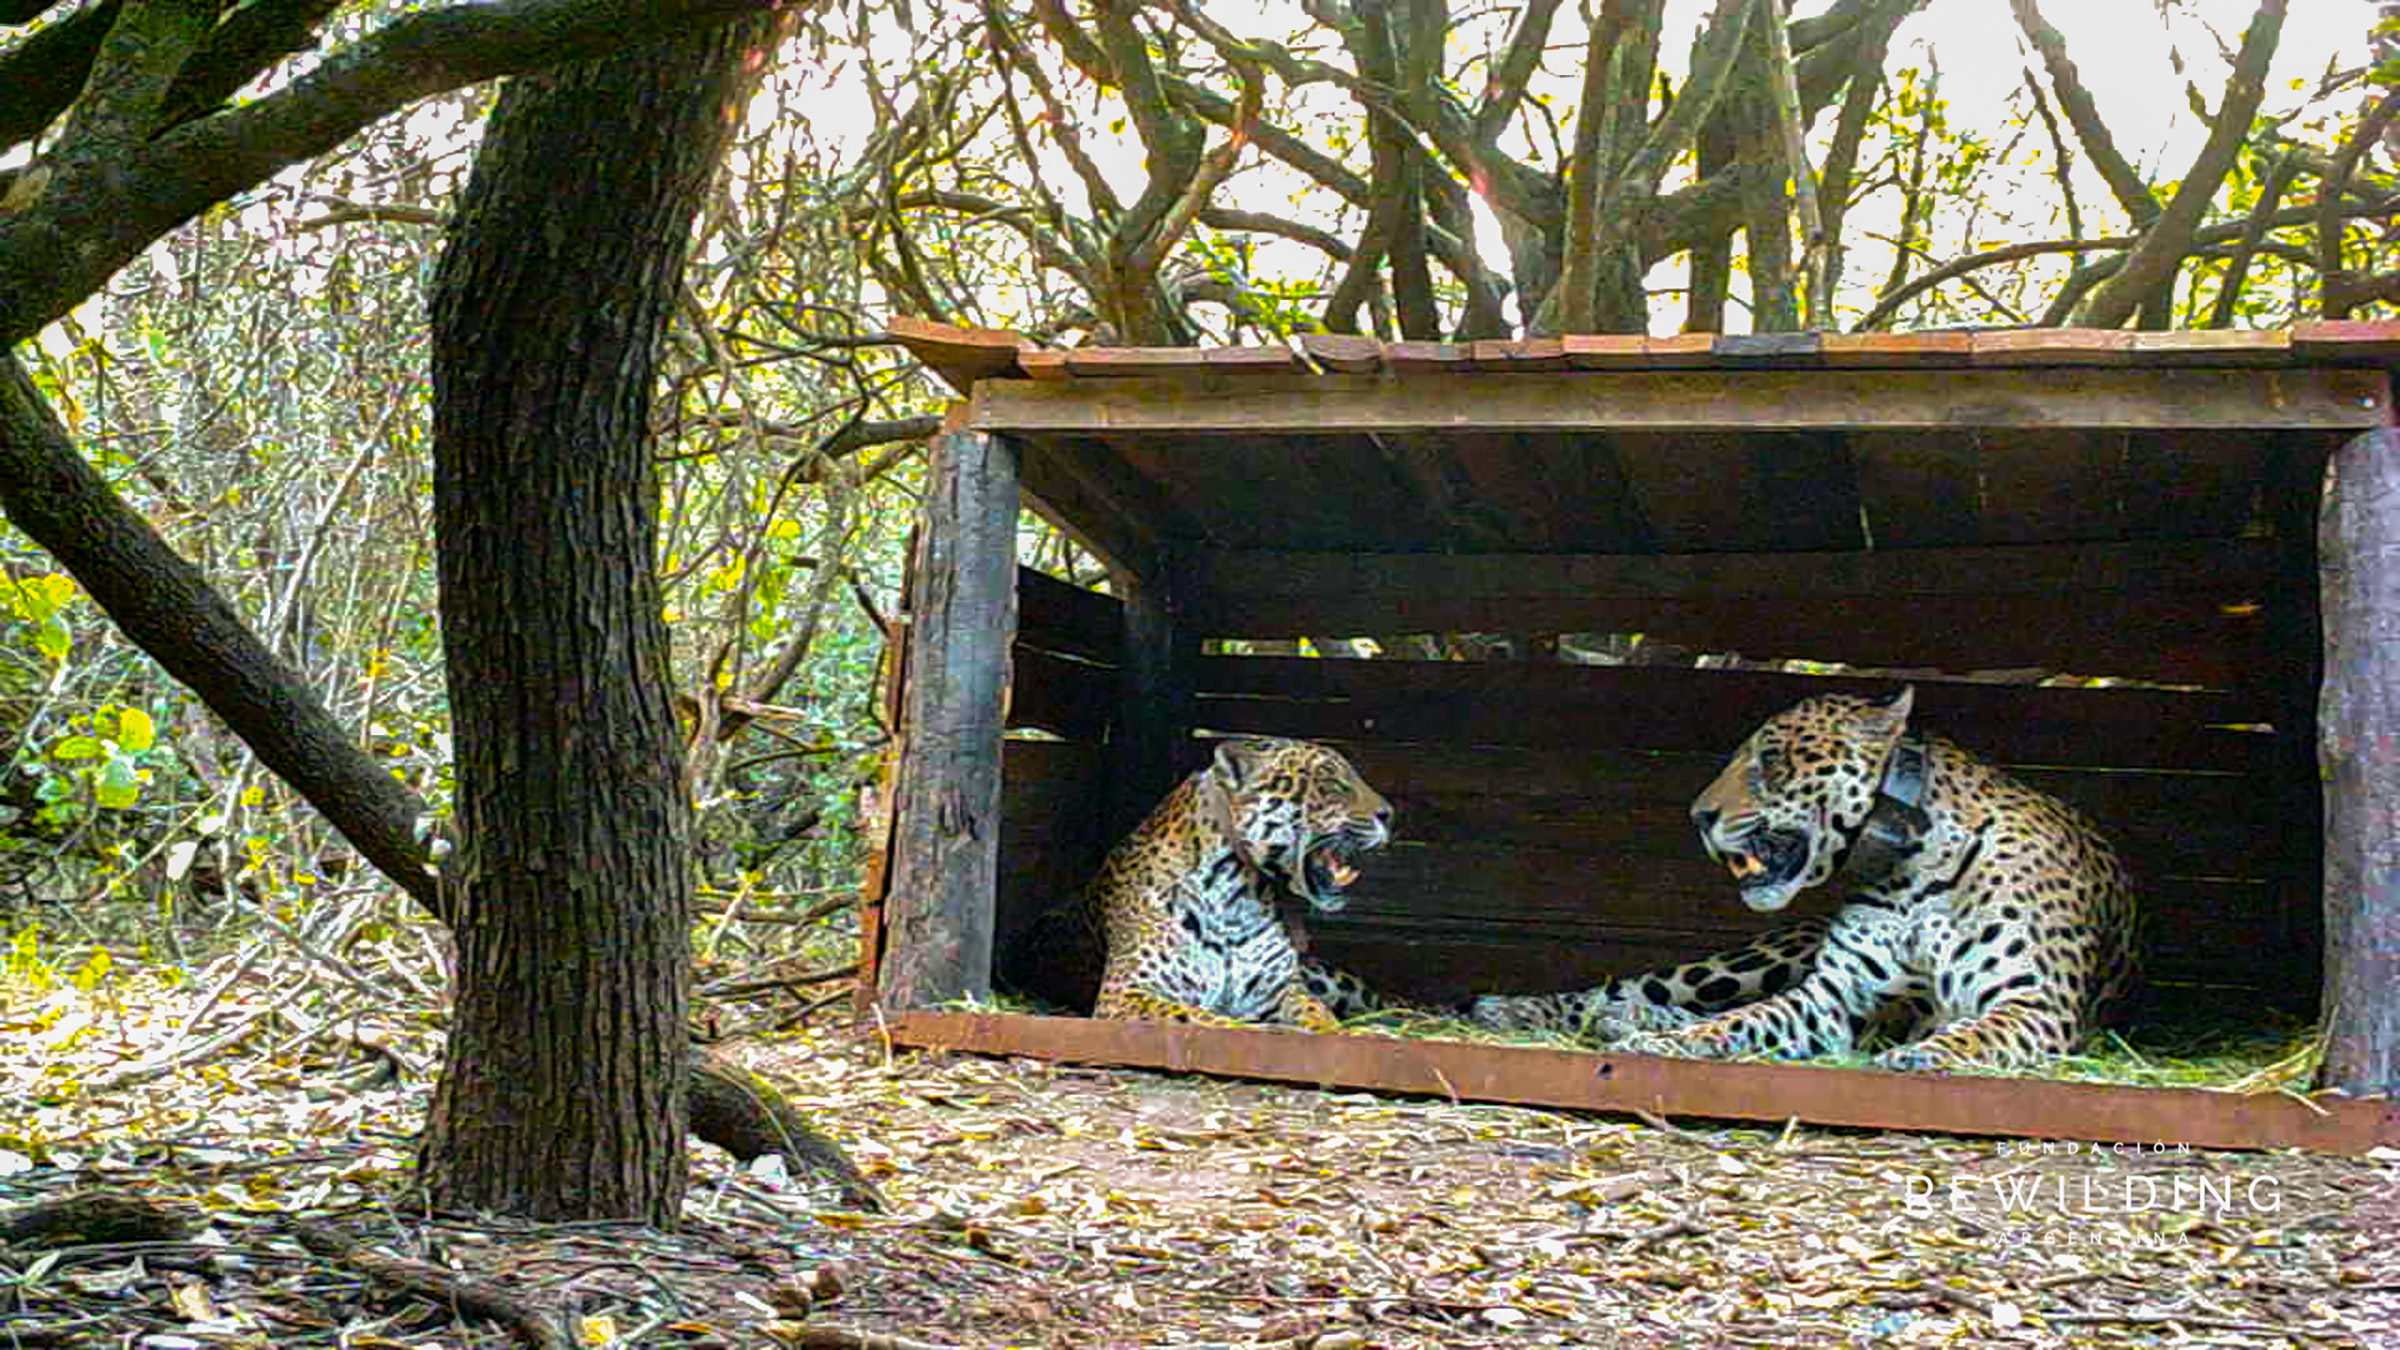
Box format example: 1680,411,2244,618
1690,687,1914,912
1199,736,1393,914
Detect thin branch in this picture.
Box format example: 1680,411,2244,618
2020,67,2083,241
2076,0,2285,328
0,0,791,345
1758,0,1827,326
2319,84,2400,317
2208,145,2300,327
2010,0,2158,225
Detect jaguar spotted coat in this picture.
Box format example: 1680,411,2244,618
1477,687,2138,1072
1087,737,1393,1031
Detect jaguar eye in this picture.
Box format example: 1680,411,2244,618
1755,746,1790,784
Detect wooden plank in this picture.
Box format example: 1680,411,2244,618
1020,349,1071,381
1051,345,1301,378
1014,566,1121,663
2132,329,2294,365
1643,333,1718,367
1111,553,1194,841
1007,645,1113,740
2318,428,2400,1095
1971,328,2136,365
1192,541,2272,606
885,1011,2400,1154
1611,430,1862,553
1298,333,1385,373
1816,331,1974,367
1469,337,1571,370
2292,319,2400,360
852,557,914,1014
1200,590,2261,687
1191,656,2271,770
879,430,1018,1009
1560,334,1651,369
888,315,1029,394
970,367,2392,435
1382,341,1476,373
1711,332,1823,365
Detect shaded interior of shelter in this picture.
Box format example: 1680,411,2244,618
990,418,2335,1030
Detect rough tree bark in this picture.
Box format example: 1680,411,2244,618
0,0,877,1216
2318,429,2400,1097
419,15,785,1224
878,430,1018,1009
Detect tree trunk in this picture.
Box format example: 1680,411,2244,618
419,15,782,1226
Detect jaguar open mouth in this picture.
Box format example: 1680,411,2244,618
1300,837,1369,913
1718,829,1810,911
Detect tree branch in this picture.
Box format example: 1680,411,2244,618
0,356,449,922
2075,0,2284,329
1855,200,2356,331
0,0,119,152
2009,0,2158,226
0,0,792,345
2319,84,2400,317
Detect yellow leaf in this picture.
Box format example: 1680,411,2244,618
115,707,155,753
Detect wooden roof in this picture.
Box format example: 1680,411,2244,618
891,315,2400,392
888,318,2398,684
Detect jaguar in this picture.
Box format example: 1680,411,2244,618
1085,736,1394,1032
1473,687,2138,1072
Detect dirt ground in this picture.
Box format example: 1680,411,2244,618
4,950,2398,1349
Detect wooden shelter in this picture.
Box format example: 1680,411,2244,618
859,317,2400,1154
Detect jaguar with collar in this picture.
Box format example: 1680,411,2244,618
1473,687,2138,1072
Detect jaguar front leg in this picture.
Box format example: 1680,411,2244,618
1872,992,2086,1072
1092,986,1253,1028
1276,981,1345,1035
1616,968,1886,1062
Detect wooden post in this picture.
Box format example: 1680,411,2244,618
1108,543,1195,841
2318,428,2400,1096
879,430,1018,1009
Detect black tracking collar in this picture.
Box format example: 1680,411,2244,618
1840,734,1931,885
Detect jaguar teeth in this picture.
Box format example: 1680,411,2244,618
1328,860,1358,887
1727,854,1765,881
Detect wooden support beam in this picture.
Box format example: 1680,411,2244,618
1015,438,1184,582
879,430,1019,1010
1182,542,2270,686
971,368,2392,436
886,1011,2400,1155
2318,428,2400,1096
1109,546,1195,841
1191,540,2270,609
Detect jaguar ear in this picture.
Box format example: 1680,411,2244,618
1199,740,1255,853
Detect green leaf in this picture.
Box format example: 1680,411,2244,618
113,707,155,753
34,618,69,664
95,758,140,809
50,735,103,761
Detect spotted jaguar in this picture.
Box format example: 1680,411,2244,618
1474,687,2138,1072
1085,736,1393,1031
